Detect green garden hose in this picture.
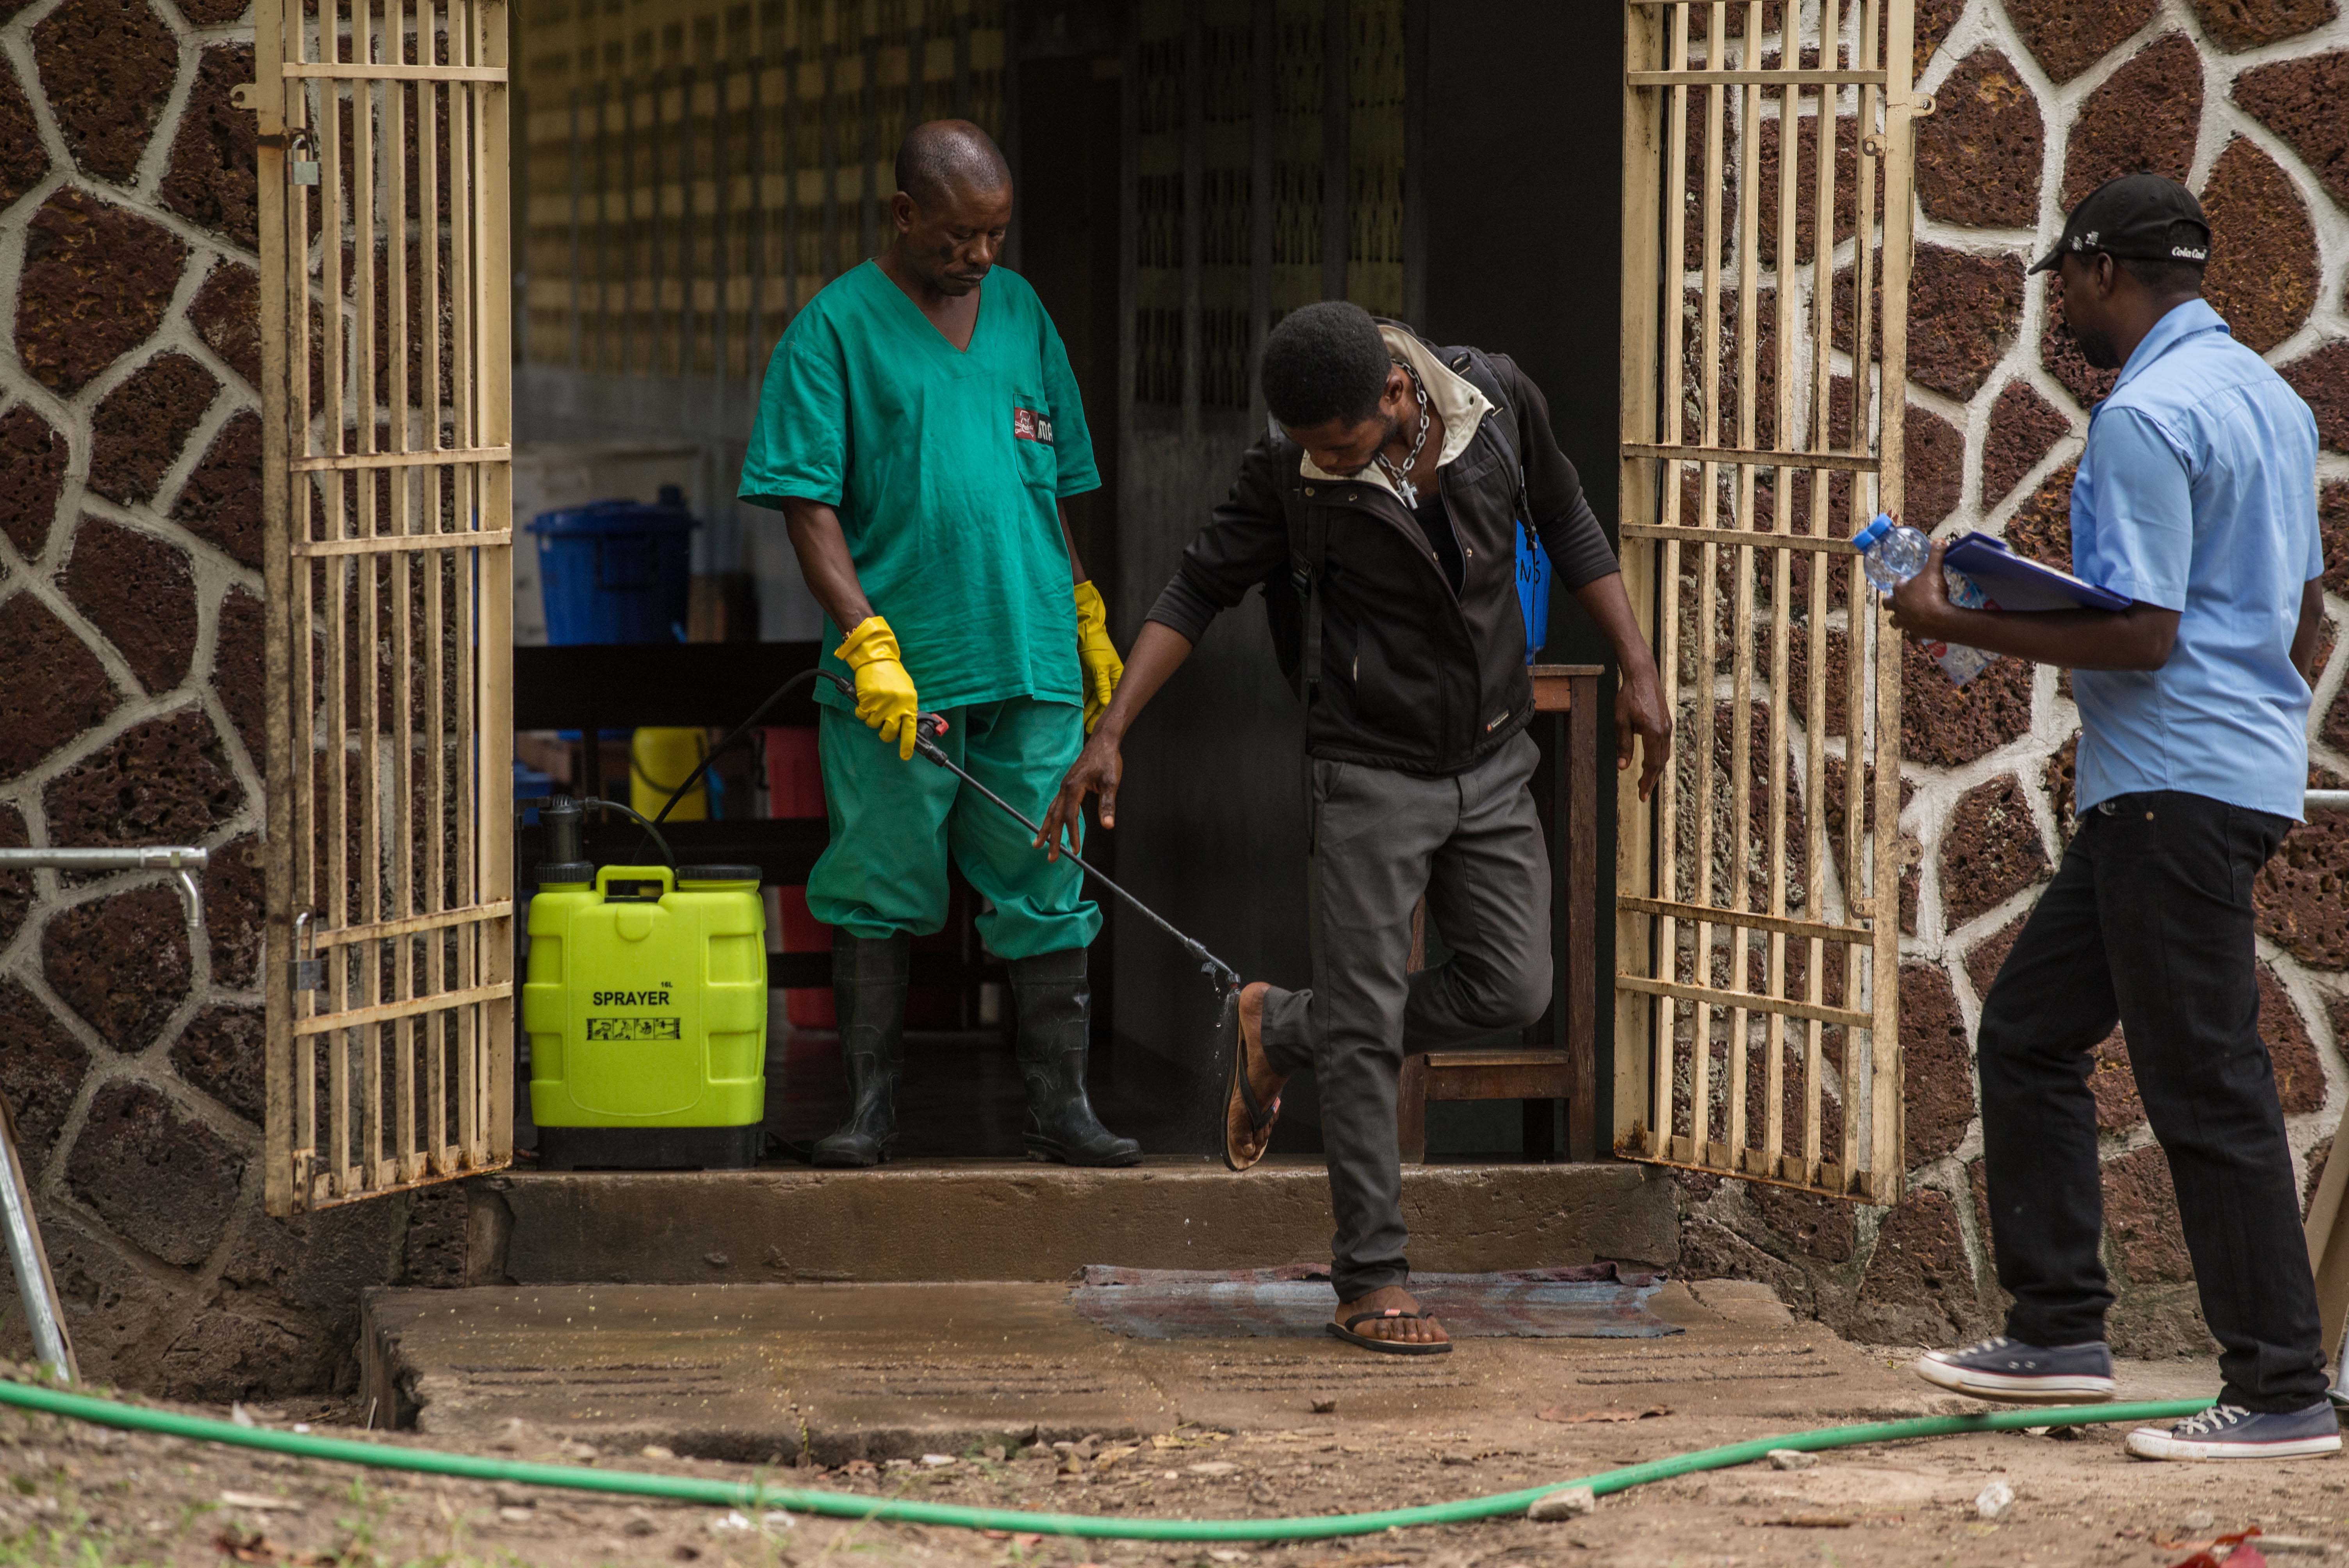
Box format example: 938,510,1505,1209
0,1377,2210,1542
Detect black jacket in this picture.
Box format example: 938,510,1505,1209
1146,336,1617,776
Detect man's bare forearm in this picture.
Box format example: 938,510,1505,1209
1059,504,1089,585
1910,601,2180,672
1091,621,1194,742
1570,571,1660,681
1036,618,1196,848
782,497,875,632
2294,577,2326,686
1889,539,2181,673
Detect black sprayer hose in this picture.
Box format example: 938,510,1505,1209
625,666,828,861
587,797,677,868
649,668,827,827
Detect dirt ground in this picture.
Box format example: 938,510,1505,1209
4,1360,2345,1568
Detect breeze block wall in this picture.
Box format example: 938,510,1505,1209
1677,0,2349,1357
0,0,464,1399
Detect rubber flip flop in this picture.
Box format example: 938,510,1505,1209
1328,1309,1453,1356
1222,997,1282,1172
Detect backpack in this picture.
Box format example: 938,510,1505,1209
1262,344,1552,696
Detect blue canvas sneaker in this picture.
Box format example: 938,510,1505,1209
1912,1335,2117,1402
2125,1403,2342,1461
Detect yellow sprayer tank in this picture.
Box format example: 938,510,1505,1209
524,863,766,1169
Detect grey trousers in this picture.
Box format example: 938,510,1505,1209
1257,731,1553,1302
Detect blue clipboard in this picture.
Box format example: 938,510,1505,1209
1942,531,2132,613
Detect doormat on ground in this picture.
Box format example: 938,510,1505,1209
1068,1263,1682,1340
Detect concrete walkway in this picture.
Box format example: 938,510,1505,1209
363,1277,2180,1463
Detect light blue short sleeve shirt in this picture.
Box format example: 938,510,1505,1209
2067,298,2323,822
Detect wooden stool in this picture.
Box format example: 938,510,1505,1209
1398,1049,1576,1163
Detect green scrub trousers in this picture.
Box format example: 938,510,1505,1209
807,696,1101,960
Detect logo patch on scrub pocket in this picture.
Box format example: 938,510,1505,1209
1013,407,1055,444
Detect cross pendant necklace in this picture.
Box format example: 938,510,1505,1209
1374,365,1432,509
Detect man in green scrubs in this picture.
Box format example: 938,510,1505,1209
739,119,1138,1169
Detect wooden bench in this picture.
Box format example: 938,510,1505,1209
1397,664,1602,1163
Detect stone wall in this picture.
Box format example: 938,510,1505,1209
0,0,463,1399
1676,0,2349,1356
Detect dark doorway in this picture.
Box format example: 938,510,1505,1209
1420,0,1627,1140
1016,45,1126,1053
1014,52,1125,611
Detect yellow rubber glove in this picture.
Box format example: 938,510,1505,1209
1073,580,1124,735
835,616,922,761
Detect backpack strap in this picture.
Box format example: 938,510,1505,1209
1448,344,1554,663
1445,346,1529,517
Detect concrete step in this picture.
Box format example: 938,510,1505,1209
466,1158,1678,1286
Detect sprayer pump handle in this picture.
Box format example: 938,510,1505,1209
816,666,949,748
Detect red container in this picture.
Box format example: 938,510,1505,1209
764,724,824,818
765,727,834,1027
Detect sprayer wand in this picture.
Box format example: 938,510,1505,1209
798,674,1241,990
883,693,1243,992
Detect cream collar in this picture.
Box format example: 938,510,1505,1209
1296,327,1493,497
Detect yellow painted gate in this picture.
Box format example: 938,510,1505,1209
1613,0,1920,1204
252,0,517,1213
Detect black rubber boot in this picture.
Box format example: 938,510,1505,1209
811,931,909,1167
1011,948,1142,1167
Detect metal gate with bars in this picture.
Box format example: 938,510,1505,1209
253,0,517,1215
1613,0,1917,1204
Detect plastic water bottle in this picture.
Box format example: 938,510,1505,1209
1854,514,1929,596
1850,513,1997,686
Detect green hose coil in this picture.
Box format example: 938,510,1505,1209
0,1378,2211,1542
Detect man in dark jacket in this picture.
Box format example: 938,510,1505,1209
1039,302,1669,1352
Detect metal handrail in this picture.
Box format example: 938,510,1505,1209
0,847,208,930
0,848,210,867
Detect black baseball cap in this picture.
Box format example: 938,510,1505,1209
2029,172,2212,274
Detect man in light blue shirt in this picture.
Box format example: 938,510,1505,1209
1889,175,2332,1461
2066,299,2325,822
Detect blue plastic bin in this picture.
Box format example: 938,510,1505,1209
528,485,699,646
514,760,553,825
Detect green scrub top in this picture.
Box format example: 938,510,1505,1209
740,261,1101,715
